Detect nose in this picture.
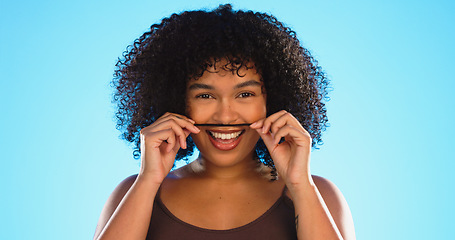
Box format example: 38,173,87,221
212,99,238,124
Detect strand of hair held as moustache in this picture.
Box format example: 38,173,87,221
194,123,251,127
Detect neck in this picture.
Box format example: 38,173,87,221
196,153,260,183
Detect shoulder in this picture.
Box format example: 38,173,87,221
312,175,344,204
284,175,346,202
284,175,356,239
103,174,138,208
100,173,138,199
115,174,139,192
94,174,138,238
312,175,356,240
102,174,139,204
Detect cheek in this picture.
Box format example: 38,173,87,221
255,98,267,118
185,98,202,119
251,106,266,119
185,104,192,118
186,102,208,121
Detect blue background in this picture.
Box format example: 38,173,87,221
1,0,454,239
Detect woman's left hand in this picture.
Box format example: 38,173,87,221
250,110,313,186
253,111,352,240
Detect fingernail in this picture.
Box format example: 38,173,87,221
188,119,196,124
250,122,258,127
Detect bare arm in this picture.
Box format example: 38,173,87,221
93,174,160,240
251,111,355,240
290,175,356,240
94,113,200,240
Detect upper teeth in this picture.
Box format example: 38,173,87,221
210,131,242,140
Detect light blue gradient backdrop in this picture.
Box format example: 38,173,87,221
1,0,454,239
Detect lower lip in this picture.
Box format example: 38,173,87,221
208,132,243,151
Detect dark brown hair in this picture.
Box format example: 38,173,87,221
112,4,330,168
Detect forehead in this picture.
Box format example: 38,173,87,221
187,72,262,93
188,59,262,85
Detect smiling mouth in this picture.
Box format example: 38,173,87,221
206,129,245,151
207,130,245,140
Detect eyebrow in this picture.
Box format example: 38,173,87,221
188,83,214,90
188,80,262,91
233,80,262,89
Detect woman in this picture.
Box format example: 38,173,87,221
94,4,355,240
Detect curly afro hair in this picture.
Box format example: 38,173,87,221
112,4,330,168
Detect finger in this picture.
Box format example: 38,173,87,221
171,113,196,124
166,128,195,151
182,128,193,138
142,128,178,153
154,112,197,128
165,120,192,149
254,127,278,152
171,124,187,149
152,117,200,135
162,130,177,152
261,110,288,134
172,137,183,153
269,112,302,134
173,129,193,152
250,118,265,129
143,120,185,149
169,113,196,124
156,114,199,132
272,125,311,146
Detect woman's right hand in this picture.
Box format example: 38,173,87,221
138,112,200,184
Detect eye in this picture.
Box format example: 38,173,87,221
196,93,213,99
237,92,255,98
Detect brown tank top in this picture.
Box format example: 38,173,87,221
146,188,297,240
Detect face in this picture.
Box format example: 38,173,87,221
186,62,267,168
